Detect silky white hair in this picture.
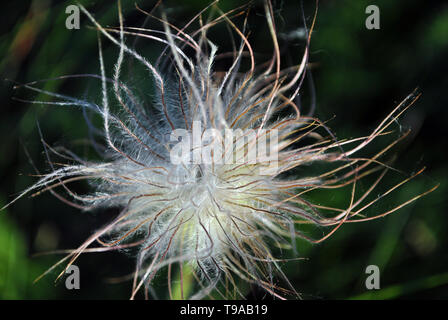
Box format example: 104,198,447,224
4,0,436,299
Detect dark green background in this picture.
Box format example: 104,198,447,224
0,0,447,299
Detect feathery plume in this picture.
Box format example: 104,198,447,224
4,0,437,299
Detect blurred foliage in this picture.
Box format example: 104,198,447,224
0,0,447,299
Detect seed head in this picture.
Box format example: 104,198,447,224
4,1,437,299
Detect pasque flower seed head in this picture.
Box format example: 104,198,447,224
4,0,437,299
